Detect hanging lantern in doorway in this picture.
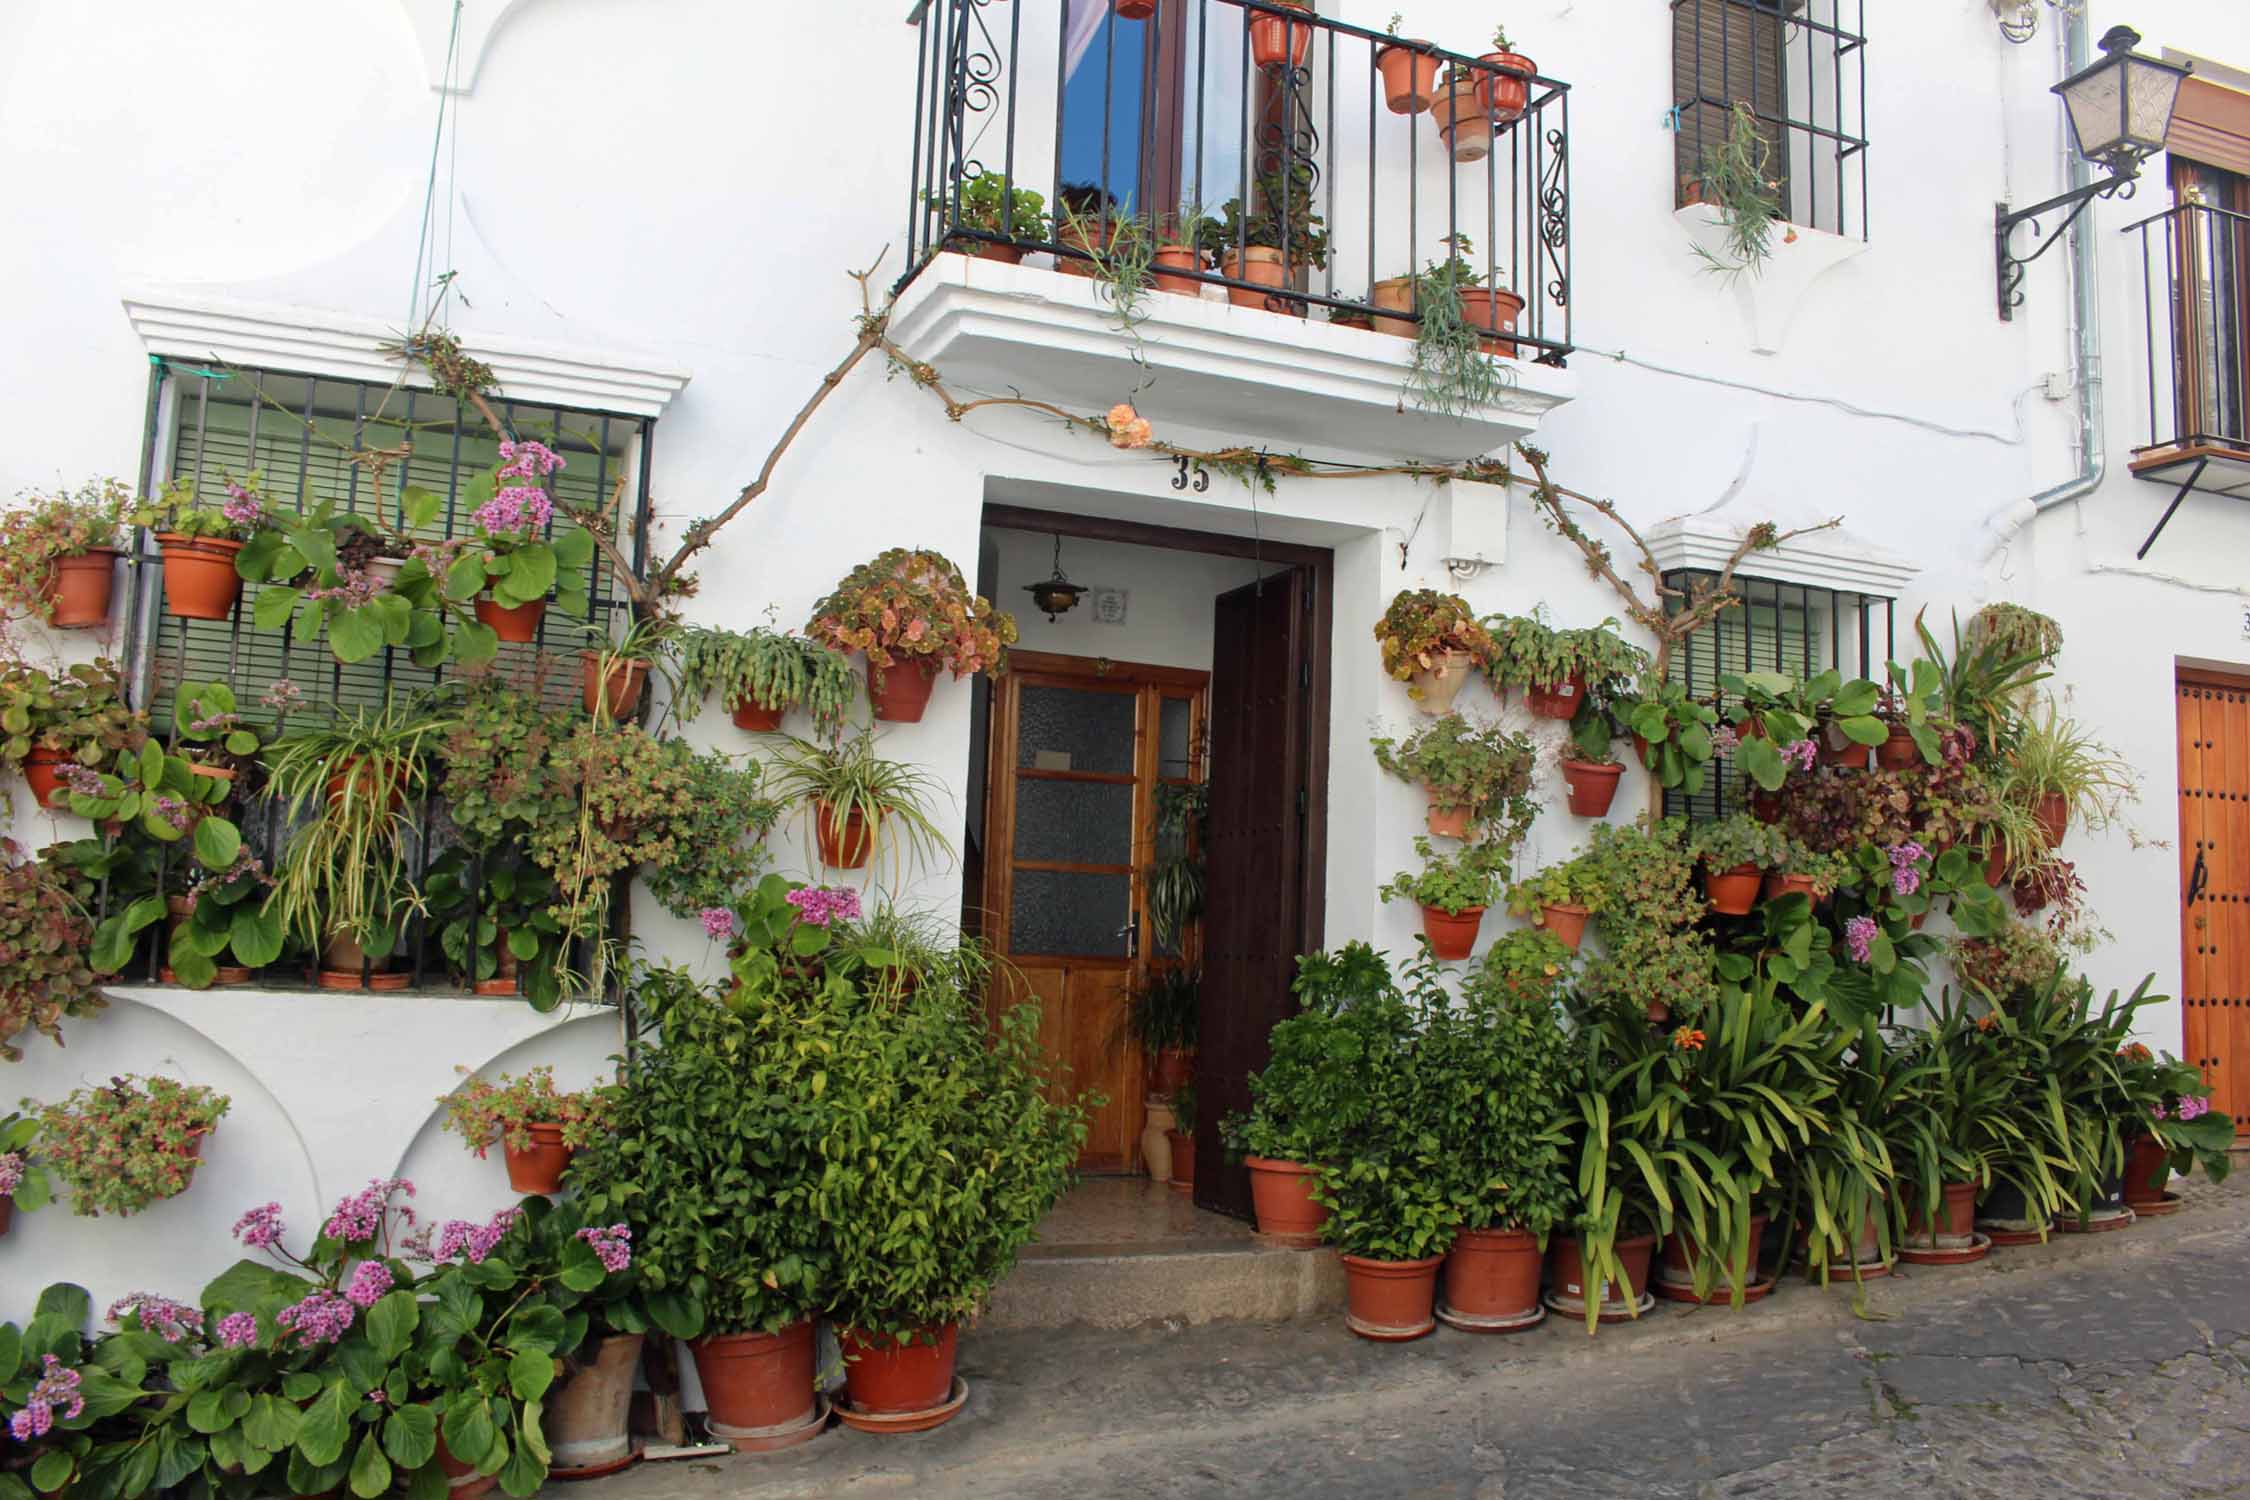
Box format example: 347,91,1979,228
1024,534,1087,621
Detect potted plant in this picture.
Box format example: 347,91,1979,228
1431,64,1495,162
1211,165,1331,312
2125,1051,2234,1211
0,477,129,630
1475,22,1536,122
131,474,270,620
574,613,672,720
441,1065,612,1194
527,1198,663,1476
641,748,784,927
806,547,1016,722
1428,964,1576,1330
1374,14,1441,114
1571,820,1718,1024
1152,208,1219,295
2001,696,2135,852
934,173,1048,262
1622,673,1719,795
1688,814,1792,915
1165,1082,1195,1194
0,1111,51,1236
1966,601,2064,673
676,621,859,734
446,438,595,643
1464,926,1576,1005
769,731,950,874
425,848,567,1002
1380,836,1506,960
1559,716,1629,818
1247,0,1313,69
1125,966,1199,1097
0,658,145,809
233,497,462,667
1552,1014,1667,1330
1375,588,1494,714
1503,863,1603,950
1486,612,1647,720
36,1075,227,1216
0,856,104,1062
1327,295,1378,330
1370,712,1535,840
1765,838,1845,903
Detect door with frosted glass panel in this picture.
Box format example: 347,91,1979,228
981,654,1208,1172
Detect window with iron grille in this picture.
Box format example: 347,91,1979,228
1662,571,1895,820
1671,0,1868,240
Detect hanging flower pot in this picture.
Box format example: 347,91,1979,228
1409,649,1476,715
1763,871,1820,903
839,1324,959,1418
155,535,244,621
1456,286,1525,358
1165,1128,1194,1193
1704,862,1761,916
1984,841,2009,888
1341,1253,1443,1341
1524,672,1585,720
1220,247,1295,313
1245,1155,1328,1246
1539,901,1591,950
1115,0,1157,17
1875,723,1920,770
1053,216,1105,277
1375,39,1442,114
44,548,120,629
547,1333,646,1477
1560,759,1623,817
814,801,876,869
502,1123,572,1194
475,593,546,644
867,657,940,722
691,1321,817,1437
1425,788,1474,839
1432,77,1495,163
580,653,648,719
2034,791,2069,850
729,695,786,733
1547,1233,1656,1322
1248,0,1313,69
1420,903,1486,960
1473,49,1536,122
325,757,406,814
1440,1226,1543,1329
21,748,67,809
1152,245,1205,296
1370,274,1417,339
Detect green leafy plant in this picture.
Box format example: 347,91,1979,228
0,1283,153,1498
1687,812,1792,871
235,498,466,668
1146,781,1208,950
2127,1047,2235,1187
1123,967,1199,1055
1405,234,1511,418
424,850,566,1007
1379,835,1506,915
1572,819,1719,1022
640,749,781,921
0,659,145,780
1213,164,1332,271
2002,696,2136,837
1071,208,1161,375
805,548,1017,685
0,1109,51,1214
1374,589,1494,692
1692,102,1783,280
1966,602,2063,669
440,1065,611,1157
0,856,103,1060
1464,927,1578,1005
1621,674,1718,795
1912,607,2049,762
0,478,127,626
768,732,953,878
438,441,598,623
130,475,271,543
1485,613,1648,696
674,623,858,734
36,1076,227,1217
1370,713,1535,838
826,901,1007,1008
1504,863,1605,921
934,172,1050,249
1425,967,1576,1239
1225,943,1397,1163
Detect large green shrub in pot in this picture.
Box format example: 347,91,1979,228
1225,942,1397,1165
1428,965,1575,1241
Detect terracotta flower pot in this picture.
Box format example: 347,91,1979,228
1905,1181,1978,1247
1221,247,1294,313
1149,1046,1193,1097
1474,49,1536,122
1340,1253,1443,1341
325,758,405,813
1442,1226,1542,1323
839,1323,958,1416
1248,2,1312,69
21,748,67,809
1763,871,1820,903
1375,40,1442,114
1426,789,1474,839
1548,1233,1656,1314
1457,286,1525,358
319,929,398,987
1420,903,1486,961
1152,245,1205,296
1875,723,1920,771
1245,1155,1329,1246
1115,0,1157,17
1370,274,1417,339
159,965,253,987
1659,1214,1767,1298
2125,1133,2172,1207
580,653,648,719
1408,649,1475,714
1165,1129,1194,1193
1053,219,1105,276
958,239,1026,264
1704,863,1761,916
1432,79,1494,163
1821,734,1871,771
1984,841,2009,888
547,1333,645,1475
437,1434,500,1500
730,696,786,732
475,593,546,643
1561,759,1623,817
691,1321,816,1434
814,801,875,869
1525,672,1585,720
1539,901,1591,950
45,548,120,629
2034,791,2069,850
502,1122,572,1194
867,657,940,722
155,534,244,621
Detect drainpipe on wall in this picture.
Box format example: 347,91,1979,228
1981,5,2106,565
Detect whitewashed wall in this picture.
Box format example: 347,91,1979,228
4,0,2249,1315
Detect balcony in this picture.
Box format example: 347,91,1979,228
2125,201,2250,555
892,0,1576,458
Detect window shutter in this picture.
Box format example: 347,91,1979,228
1672,0,1790,206
2170,78,2250,180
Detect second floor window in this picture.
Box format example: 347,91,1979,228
2169,159,2249,450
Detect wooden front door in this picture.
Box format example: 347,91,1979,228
1196,569,1321,1218
2176,668,2250,1135
981,651,1209,1171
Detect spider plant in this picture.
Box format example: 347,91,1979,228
1406,234,1514,418
830,902,1006,1006
2002,695,2137,835
1912,607,2049,761
767,732,952,878
674,621,858,733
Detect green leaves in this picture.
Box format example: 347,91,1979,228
382,1404,438,1470
295,1381,355,1467
440,1395,497,1469
192,815,241,871
366,1290,420,1360
329,606,388,663
349,1431,392,1499
507,1348,554,1402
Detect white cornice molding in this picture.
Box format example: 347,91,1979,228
120,286,691,419
1645,513,1919,597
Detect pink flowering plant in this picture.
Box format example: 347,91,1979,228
0,1283,152,1493
438,1066,613,1158
35,1076,228,1218
439,439,597,627
2120,1048,2235,1187
1824,841,2005,1020
0,1110,52,1215
234,495,465,668
129,474,274,544
0,477,128,627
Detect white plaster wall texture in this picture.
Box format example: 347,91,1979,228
4,0,2250,1314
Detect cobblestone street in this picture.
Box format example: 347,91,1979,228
601,1177,2250,1499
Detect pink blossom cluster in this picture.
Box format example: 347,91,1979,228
1887,841,1927,897
7,1355,83,1441
323,1177,415,1245
576,1223,632,1273
260,679,304,713
343,1259,395,1309
215,1312,259,1349
150,795,195,834
786,886,861,927
2156,1094,2212,1122
276,1290,355,1346
1709,725,1740,757
1845,914,1878,964
472,486,554,537
699,906,736,940
0,1153,23,1196
418,1206,522,1265
220,480,266,528
1781,738,1819,772
233,1201,286,1249
498,440,566,480
301,569,385,607
58,763,105,798
105,1292,203,1344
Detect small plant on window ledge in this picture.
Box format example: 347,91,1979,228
1406,235,1516,417
1691,102,1785,280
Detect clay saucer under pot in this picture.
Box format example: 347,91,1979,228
1897,1232,1992,1267
834,1377,969,1435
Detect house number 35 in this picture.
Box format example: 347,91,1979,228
1171,456,1209,492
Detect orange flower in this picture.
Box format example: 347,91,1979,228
1975,1014,1998,1033
1673,1028,1707,1052
1105,402,1154,449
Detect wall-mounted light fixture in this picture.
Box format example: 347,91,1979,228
1995,25,2190,320
1023,534,1086,621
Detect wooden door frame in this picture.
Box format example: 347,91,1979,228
983,503,1332,957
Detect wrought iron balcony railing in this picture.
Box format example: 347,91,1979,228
901,0,1573,363
2128,201,2250,458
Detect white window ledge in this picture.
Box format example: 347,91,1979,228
1646,513,1918,597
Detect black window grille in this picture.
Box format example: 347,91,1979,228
1671,0,1867,240
1662,570,1894,821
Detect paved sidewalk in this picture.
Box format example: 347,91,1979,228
592,1180,2250,1498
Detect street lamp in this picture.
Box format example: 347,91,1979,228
1995,25,2190,320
